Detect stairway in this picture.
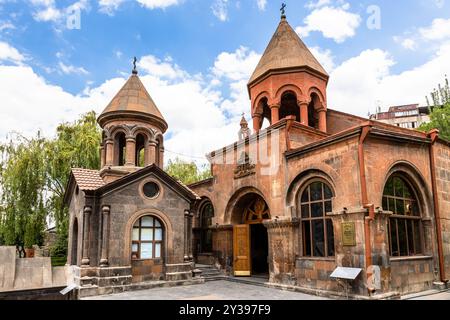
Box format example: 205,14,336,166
195,264,224,281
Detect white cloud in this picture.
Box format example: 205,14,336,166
136,0,181,10
256,0,267,11
58,62,89,75
33,6,62,22
211,0,229,22
419,18,450,41
296,4,361,43
401,39,417,51
29,0,89,25
328,43,450,115
309,46,335,72
98,0,125,15
305,0,331,9
0,21,15,31
0,41,25,64
212,46,261,81
138,55,187,80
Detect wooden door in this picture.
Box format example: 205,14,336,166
233,224,251,276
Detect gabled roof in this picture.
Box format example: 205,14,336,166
97,73,168,132
248,17,328,86
72,168,105,191
97,164,200,201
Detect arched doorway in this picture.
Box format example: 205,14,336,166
231,193,270,277
71,218,78,265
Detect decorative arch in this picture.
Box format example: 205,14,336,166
109,124,132,138
286,168,337,209
224,186,270,225
274,84,303,102
124,209,174,264
253,91,271,114
307,87,326,106
70,217,79,266
130,126,155,141
382,161,433,219
197,197,215,253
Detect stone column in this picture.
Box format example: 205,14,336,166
81,206,92,266
146,140,157,166
100,144,105,169
318,108,327,133
253,114,262,133
125,136,136,166
189,212,194,261
184,210,190,261
159,146,164,169
270,104,280,124
263,218,299,285
100,206,110,267
371,210,393,293
105,139,114,166
299,101,309,126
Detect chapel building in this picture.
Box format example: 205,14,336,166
65,14,450,299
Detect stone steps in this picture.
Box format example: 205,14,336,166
194,264,224,281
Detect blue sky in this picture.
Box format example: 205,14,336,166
1,0,450,162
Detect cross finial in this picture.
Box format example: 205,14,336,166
281,3,286,18
132,56,138,74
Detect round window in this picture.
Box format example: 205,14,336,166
143,182,160,199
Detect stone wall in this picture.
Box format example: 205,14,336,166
390,258,434,294
435,141,450,279
0,246,71,293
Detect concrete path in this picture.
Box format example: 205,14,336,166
85,280,328,300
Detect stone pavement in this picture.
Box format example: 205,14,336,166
402,289,450,300
85,280,328,300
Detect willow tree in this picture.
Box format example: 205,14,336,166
45,111,101,258
0,134,47,256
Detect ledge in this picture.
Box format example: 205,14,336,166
390,256,433,262
296,257,336,262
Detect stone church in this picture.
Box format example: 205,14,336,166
65,14,450,299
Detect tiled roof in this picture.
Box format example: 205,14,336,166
72,168,106,191
175,179,201,200
97,73,167,128
248,17,328,85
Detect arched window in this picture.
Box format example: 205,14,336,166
131,216,163,260
279,92,300,122
114,132,126,166
383,176,422,257
200,202,214,253
299,180,334,257
135,133,147,167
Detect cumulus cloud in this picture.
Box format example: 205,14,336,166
138,55,187,80
296,3,361,43
395,18,450,51
29,0,90,27
309,46,335,72
305,0,331,9
212,46,261,81
328,43,450,115
211,0,229,22
419,18,450,41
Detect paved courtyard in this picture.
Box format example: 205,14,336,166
85,280,450,300
85,280,328,300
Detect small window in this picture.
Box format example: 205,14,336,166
143,182,160,199
132,216,163,260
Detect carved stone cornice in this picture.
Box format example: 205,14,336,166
263,217,300,229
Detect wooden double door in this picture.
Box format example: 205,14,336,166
233,197,270,277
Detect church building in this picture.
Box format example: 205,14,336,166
65,13,450,299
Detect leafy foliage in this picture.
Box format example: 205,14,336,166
165,157,212,185
0,111,101,257
420,76,450,141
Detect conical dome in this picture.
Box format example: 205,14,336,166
98,72,168,133
248,17,328,86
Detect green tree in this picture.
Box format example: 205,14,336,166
45,111,101,259
420,76,450,141
165,157,212,185
0,134,47,255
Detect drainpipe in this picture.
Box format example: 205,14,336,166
428,129,448,283
358,123,376,294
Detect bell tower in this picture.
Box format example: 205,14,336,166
97,59,168,183
248,10,329,133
